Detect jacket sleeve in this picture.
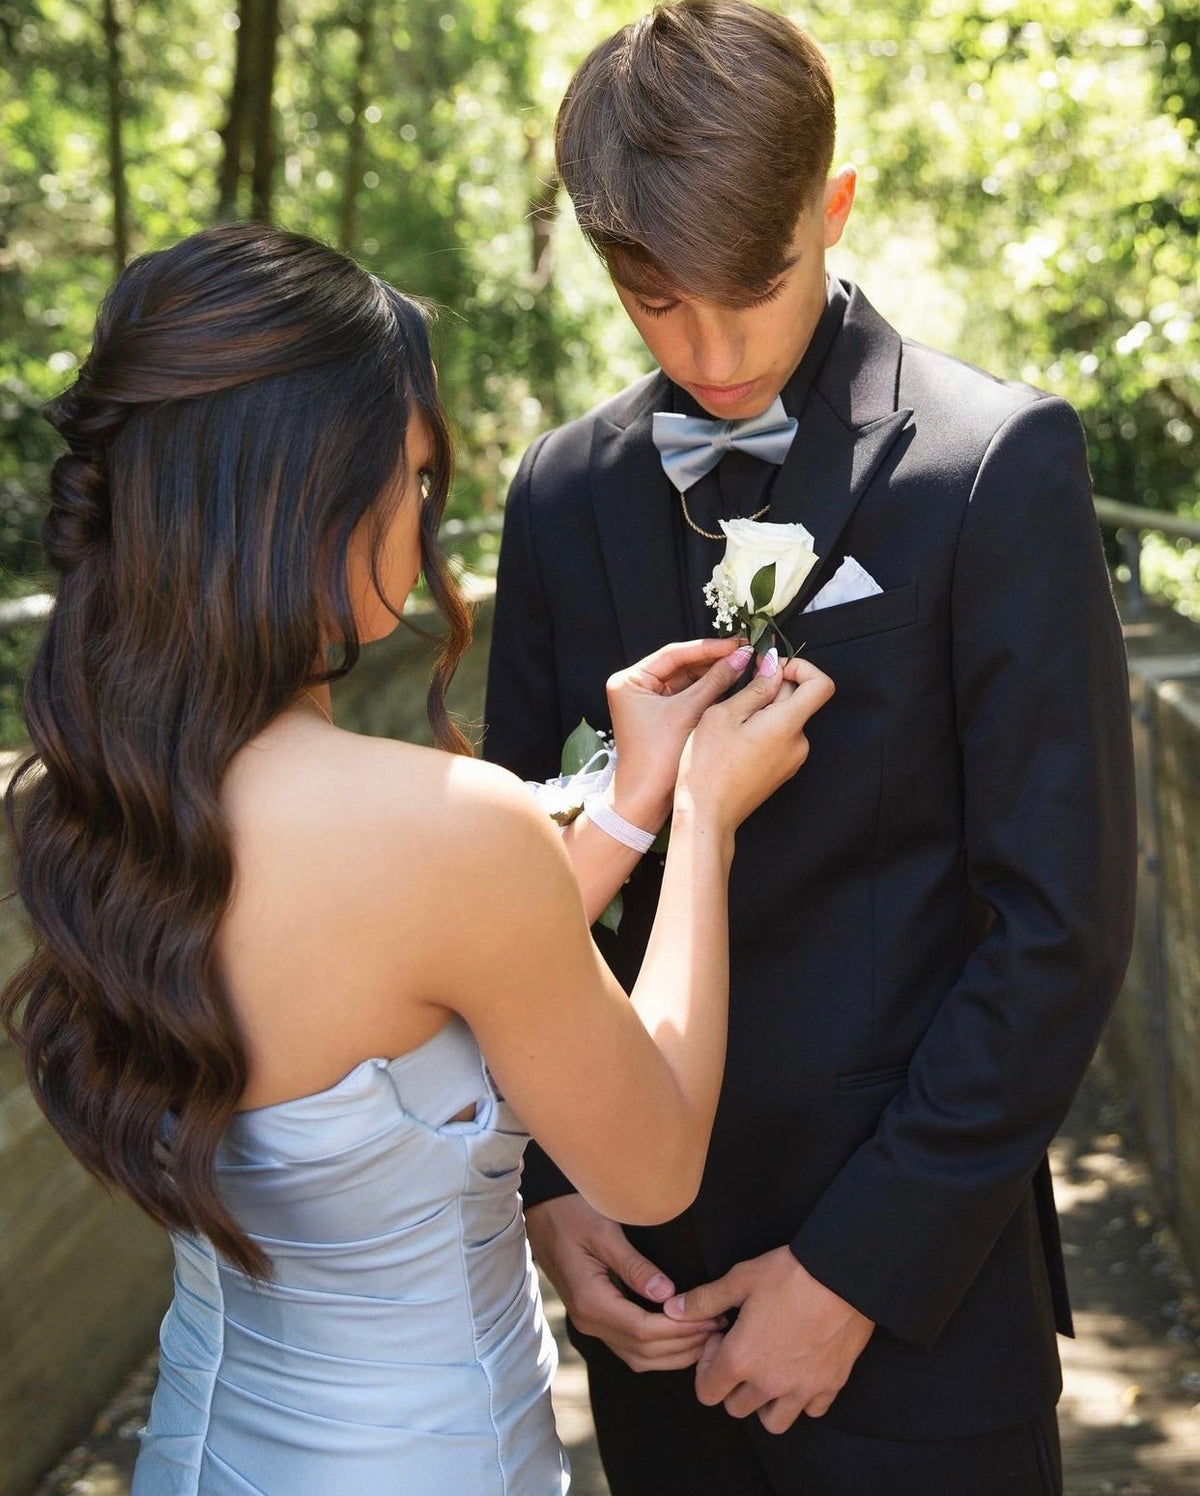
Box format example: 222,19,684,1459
789,395,1137,1347
483,435,578,1210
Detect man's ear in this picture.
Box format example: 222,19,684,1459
822,166,857,249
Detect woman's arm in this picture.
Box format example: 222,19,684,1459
420,657,833,1226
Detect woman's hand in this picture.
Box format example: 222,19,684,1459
605,637,752,832
677,652,835,837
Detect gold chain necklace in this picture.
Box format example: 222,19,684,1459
679,490,771,542
301,687,333,725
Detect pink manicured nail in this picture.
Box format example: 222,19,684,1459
644,1273,673,1300
730,645,754,670
757,647,779,678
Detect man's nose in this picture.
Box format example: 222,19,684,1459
687,308,745,384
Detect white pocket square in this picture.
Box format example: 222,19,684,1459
803,555,883,613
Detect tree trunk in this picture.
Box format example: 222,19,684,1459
101,0,129,271
249,0,280,223
217,0,279,222
339,1,375,252
217,0,255,218
527,140,559,292
525,132,560,421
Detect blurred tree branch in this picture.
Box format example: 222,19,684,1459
100,0,128,271
338,0,374,251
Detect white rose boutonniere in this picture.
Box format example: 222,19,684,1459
703,517,819,656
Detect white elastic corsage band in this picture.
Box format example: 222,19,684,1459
525,744,656,855
525,748,615,827
583,795,657,855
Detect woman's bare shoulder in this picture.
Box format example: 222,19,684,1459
331,732,543,838
224,723,553,883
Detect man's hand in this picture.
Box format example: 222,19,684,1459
526,1193,724,1373
663,1246,875,1433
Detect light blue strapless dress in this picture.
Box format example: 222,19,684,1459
132,1017,569,1495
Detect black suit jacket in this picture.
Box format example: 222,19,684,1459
483,282,1136,1442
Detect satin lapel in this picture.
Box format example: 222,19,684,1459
590,373,690,664
770,284,913,625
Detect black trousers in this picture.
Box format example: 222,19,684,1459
576,1328,1063,1496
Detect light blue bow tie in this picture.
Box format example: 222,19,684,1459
651,396,798,493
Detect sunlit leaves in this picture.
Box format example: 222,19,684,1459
0,0,1195,605
818,0,1199,522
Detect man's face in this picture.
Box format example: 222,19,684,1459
612,168,856,421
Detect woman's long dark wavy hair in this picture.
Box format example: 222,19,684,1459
0,222,472,1277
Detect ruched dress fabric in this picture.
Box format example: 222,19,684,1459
132,1017,569,1495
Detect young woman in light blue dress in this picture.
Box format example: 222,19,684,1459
2,222,832,1495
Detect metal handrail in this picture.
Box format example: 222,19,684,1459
0,497,1192,634
1093,497,1200,545
1093,494,1200,617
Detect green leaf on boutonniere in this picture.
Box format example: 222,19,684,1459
562,718,608,776
750,615,772,649
750,562,777,614
771,616,802,662
597,890,624,934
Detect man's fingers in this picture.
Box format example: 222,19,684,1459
576,1278,722,1345
607,1305,724,1342
693,1333,738,1407
759,1393,807,1436
723,1382,766,1419
804,1392,836,1419
617,1329,715,1364
618,1339,712,1374
575,1284,675,1342
663,1272,743,1323
600,1232,675,1304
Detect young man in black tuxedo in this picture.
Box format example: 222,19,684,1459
484,4,1137,1492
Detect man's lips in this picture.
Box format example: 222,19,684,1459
688,378,761,406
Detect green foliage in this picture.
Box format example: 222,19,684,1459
0,0,1196,744
816,0,1199,516
1141,512,1200,619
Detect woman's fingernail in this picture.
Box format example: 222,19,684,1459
757,647,779,678
730,645,754,670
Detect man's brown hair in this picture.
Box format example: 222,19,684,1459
555,0,836,306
